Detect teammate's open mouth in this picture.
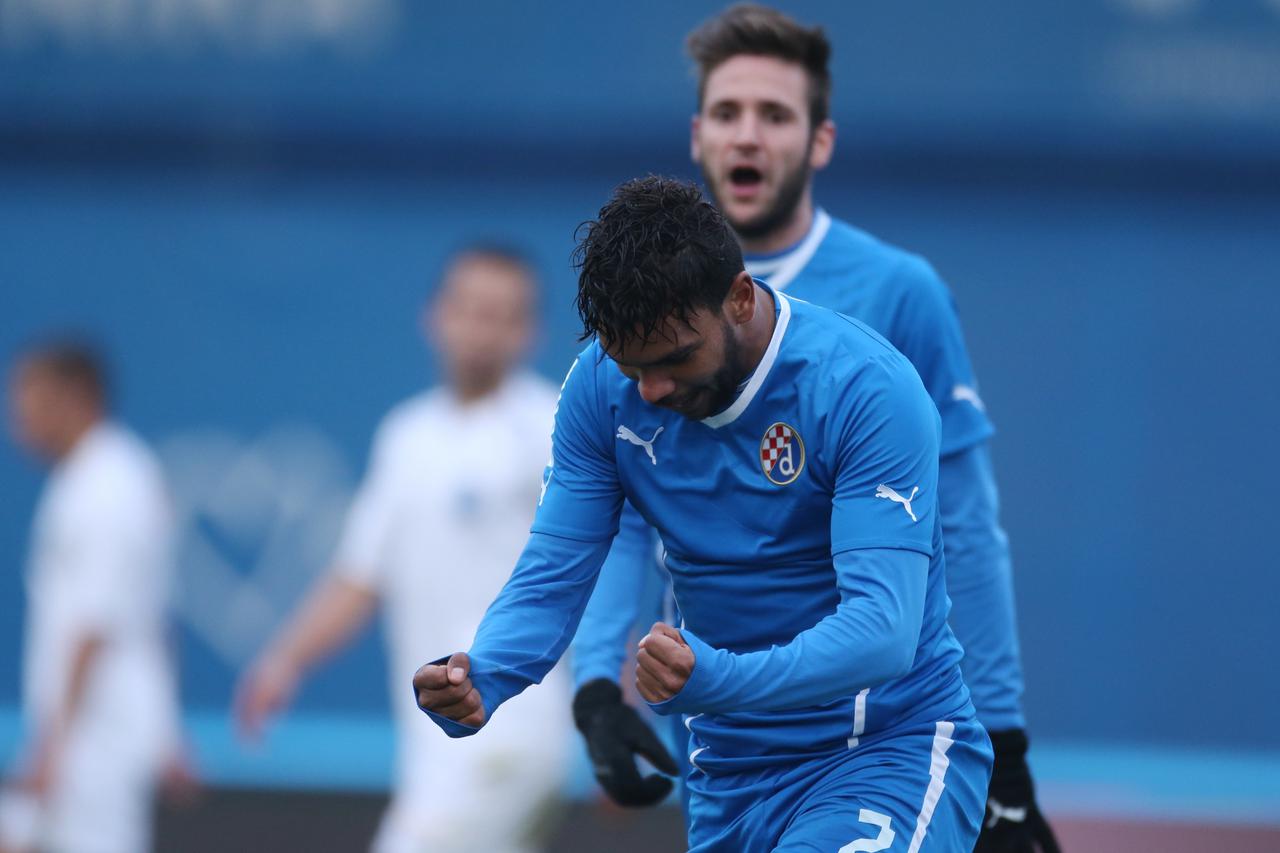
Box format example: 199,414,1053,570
729,166,763,187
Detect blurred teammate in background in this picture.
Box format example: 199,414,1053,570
1,342,181,853
570,5,1061,851
235,246,571,853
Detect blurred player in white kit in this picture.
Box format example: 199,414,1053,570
1,342,181,853
236,245,572,853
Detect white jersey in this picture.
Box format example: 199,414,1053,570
17,422,178,853
333,371,572,849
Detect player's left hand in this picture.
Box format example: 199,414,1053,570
975,728,1061,853
635,622,694,703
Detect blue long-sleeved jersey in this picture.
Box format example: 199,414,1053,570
572,209,1026,730
424,289,975,775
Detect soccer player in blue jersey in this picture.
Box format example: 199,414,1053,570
570,6,1061,852
415,176,992,851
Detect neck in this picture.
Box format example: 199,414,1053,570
53,412,100,461
449,370,506,405
736,191,815,256
739,284,777,375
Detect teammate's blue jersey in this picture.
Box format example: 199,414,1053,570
747,209,990,457
428,288,975,775
574,209,1027,731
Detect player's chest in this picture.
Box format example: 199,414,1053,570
610,408,832,513
396,416,544,525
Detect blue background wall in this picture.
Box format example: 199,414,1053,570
2,0,1278,793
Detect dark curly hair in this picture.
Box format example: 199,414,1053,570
573,176,745,351
687,3,832,127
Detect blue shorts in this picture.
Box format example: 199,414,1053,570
684,717,992,852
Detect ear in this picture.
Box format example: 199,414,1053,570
690,114,702,164
723,270,757,326
809,118,836,172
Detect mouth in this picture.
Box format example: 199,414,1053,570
728,166,764,188
656,388,705,416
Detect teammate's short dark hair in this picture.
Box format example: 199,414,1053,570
686,3,832,127
17,338,109,407
573,176,744,350
435,241,541,306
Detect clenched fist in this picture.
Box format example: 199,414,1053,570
412,652,487,728
635,622,695,703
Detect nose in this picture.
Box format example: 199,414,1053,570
636,372,676,405
732,112,760,148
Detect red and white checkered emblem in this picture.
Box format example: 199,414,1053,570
760,422,805,485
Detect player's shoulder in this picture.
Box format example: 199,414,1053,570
501,369,562,434
372,390,444,451
783,292,907,374
783,298,936,439
62,422,166,513
822,216,953,307
505,368,560,410
562,340,618,395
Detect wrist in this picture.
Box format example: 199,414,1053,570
647,628,717,715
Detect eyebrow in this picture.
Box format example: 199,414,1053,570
612,341,701,370
707,96,796,114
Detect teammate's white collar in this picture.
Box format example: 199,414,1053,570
743,208,831,292
701,285,791,430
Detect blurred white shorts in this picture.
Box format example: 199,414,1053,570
0,725,158,853
371,724,568,853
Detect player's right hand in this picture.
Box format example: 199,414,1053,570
573,678,679,808
412,652,487,728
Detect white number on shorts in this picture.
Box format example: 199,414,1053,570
838,808,896,852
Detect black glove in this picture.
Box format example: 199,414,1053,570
573,678,679,807
976,729,1062,853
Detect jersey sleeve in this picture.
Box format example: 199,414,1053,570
423,353,624,737
888,255,994,458
938,442,1026,729
529,353,624,542
829,352,942,555
570,499,654,688
332,417,400,590
57,492,150,635
648,353,940,715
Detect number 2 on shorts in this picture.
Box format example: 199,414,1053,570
839,809,895,852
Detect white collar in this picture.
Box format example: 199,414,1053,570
701,288,791,430
743,209,831,292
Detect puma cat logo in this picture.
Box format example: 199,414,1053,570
875,484,920,522
617,425,665,465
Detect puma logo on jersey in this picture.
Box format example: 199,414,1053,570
952,383,986,413
985,798,1028,829
538,465,552,506
617,425,664,465
875,484,920,522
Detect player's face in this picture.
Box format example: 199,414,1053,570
605,278,756,421
428,256,534,393
7,364,64,460
691,55,833,240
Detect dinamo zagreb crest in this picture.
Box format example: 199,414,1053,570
760,422,805,485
